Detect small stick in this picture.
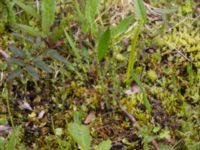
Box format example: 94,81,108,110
115,98,160,150
0,48,9,59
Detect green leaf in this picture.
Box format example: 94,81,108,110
16,24,42,37
46,49,75,70
95,140,112,150
7,58,24,66
9,46,25,57
64,30,81,59
25,65,39,80
97,29,111,61
74,0,86,31
68,123,91,150
85,0,100,35
6,127,21,150
126,24,141,82
5,0,16,26
85,0,100,21
132,73,151,112
46,49,69,64
42,0,56,35
8,68,22,80
111,16,134,38
133,0,147,23
33,57,52,73
14,1,38,17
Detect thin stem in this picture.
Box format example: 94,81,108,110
5,95,14,128
0,48,14,127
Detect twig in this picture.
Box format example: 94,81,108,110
115,98,160,150
0,48,9,59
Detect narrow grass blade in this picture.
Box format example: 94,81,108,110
111,16,134,38
64,30,81,59
133,0,147,23
132,73,151,112
97,28,111,62
126,24,141,82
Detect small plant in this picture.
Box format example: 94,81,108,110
0,126,25,150
68,122,111,150
67,112,111,150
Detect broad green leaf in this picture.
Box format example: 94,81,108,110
132,73,151,112
133,0,147,23
95,139,112,150
14,1,38,17
42,0,56,35
68,123,91,150
9,46,25,57
8,68,22,80
25,65,39,80
33,57,52,73
111,16,134,38
7,58,24,66
16,24,42,37
97,29,111,61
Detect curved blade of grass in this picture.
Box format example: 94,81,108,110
42,0,56,36
125,23,141,82
133,0,147,23
132,73,151,112
64,30,81,60
97,28,111,62
111,16,134,38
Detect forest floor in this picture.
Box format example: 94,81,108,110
0,0,200,150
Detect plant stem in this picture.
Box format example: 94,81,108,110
0,48,14,127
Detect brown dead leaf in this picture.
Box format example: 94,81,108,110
84,111,95,124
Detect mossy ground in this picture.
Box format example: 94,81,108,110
0,0,200,149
